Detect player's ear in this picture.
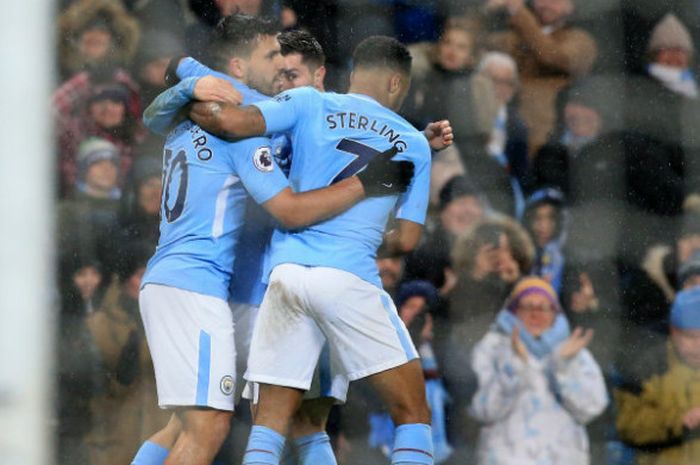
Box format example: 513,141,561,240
227,57,246,80
388,73,402,96
313,66,326,91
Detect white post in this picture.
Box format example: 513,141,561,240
0,0,54,464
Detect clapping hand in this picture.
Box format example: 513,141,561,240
559,327,594,360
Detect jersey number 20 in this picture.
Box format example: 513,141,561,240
162,148,188,223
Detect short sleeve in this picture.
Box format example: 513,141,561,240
252,87,318,135
232,137,289,204
395,138,431,225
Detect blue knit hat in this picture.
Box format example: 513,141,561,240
396,280,438,309
671,287,700,329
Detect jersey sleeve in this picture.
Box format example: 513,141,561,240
232,137,289,204
251,87,318,135
395,138,431,225
142,76,197,135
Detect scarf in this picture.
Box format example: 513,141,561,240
495,308,570,359
648,63,699,99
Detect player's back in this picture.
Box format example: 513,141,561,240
264,88,431,287
142,120,280,301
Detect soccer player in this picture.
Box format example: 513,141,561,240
189,36,436,465
131,17,413,465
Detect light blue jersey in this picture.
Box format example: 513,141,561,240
172,58,292,306
254,87,431,287
141,76,289,300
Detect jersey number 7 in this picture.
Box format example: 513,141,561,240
331,138,381,184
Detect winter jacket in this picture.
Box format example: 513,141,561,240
84,281,169,465
615,340,700,465
469,318,608,465
488,7,597,154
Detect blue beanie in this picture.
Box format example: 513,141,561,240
671,287,700,329
396,280,438,309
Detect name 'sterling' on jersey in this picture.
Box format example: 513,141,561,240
325,112,409,152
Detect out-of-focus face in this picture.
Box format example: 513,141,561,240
683,274,700,290
677,235,700,264
377,257,403,290
246,34,284,96
141,57,171,87
73,265,102,300
138,176,163,216
79,27,112,61
399,296,427,327
278,53,315,91
89,98,126,129
672,327,700,368
485,63,518,105
124,266,146,300
85,159,119,192
564,102,602,139
533,0,573,26
437,28,474,72
215,0,239,16
440,195,484,236
531,204,557,247
515,292,557,337
655,48,691,69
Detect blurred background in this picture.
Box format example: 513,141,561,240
34,0,700,464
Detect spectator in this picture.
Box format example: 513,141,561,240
477,51,529,214
54,71,144,196
404,176,486,293
615,286,700,465
83,242,170,465
131,30,184,107
186,0,240,62
57,253,107,465
486,0,598,154
57,138,123,272
436,216,534,454
57,0,140,79
376,242,406,299
523,187,567,293
470,277,608,465
114,152,163,249
678,250,700,290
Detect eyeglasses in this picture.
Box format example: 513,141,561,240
517,303,555,314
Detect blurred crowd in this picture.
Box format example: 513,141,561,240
53,1,700,465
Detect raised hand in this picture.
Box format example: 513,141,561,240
511,326,528,361
570,272,599,313
424,120,454,151
357,147,415,197
559,327,594,360
193,76,243,105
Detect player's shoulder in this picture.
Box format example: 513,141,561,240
231,136,276,173
273,86,321,104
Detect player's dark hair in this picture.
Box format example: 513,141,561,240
352,36,412,76
278,30,326,70
209,14,281,70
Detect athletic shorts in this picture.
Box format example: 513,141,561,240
245,264,419,393
140,284,237,411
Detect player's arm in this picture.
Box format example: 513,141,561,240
190,102,267,139
384,220,424,254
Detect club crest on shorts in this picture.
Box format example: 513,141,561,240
253,146,274,172
220,375,234,396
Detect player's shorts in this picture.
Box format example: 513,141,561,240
140,284,237,411
245,264,419,393
230,302,257,403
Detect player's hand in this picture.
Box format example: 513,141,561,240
424,120,454,151
559,327,594,360
193,76,243,105
357,147,415,197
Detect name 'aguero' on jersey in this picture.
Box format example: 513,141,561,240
252,86,431,288
141,119,289,301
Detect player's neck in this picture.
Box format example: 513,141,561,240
348,81,391,110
